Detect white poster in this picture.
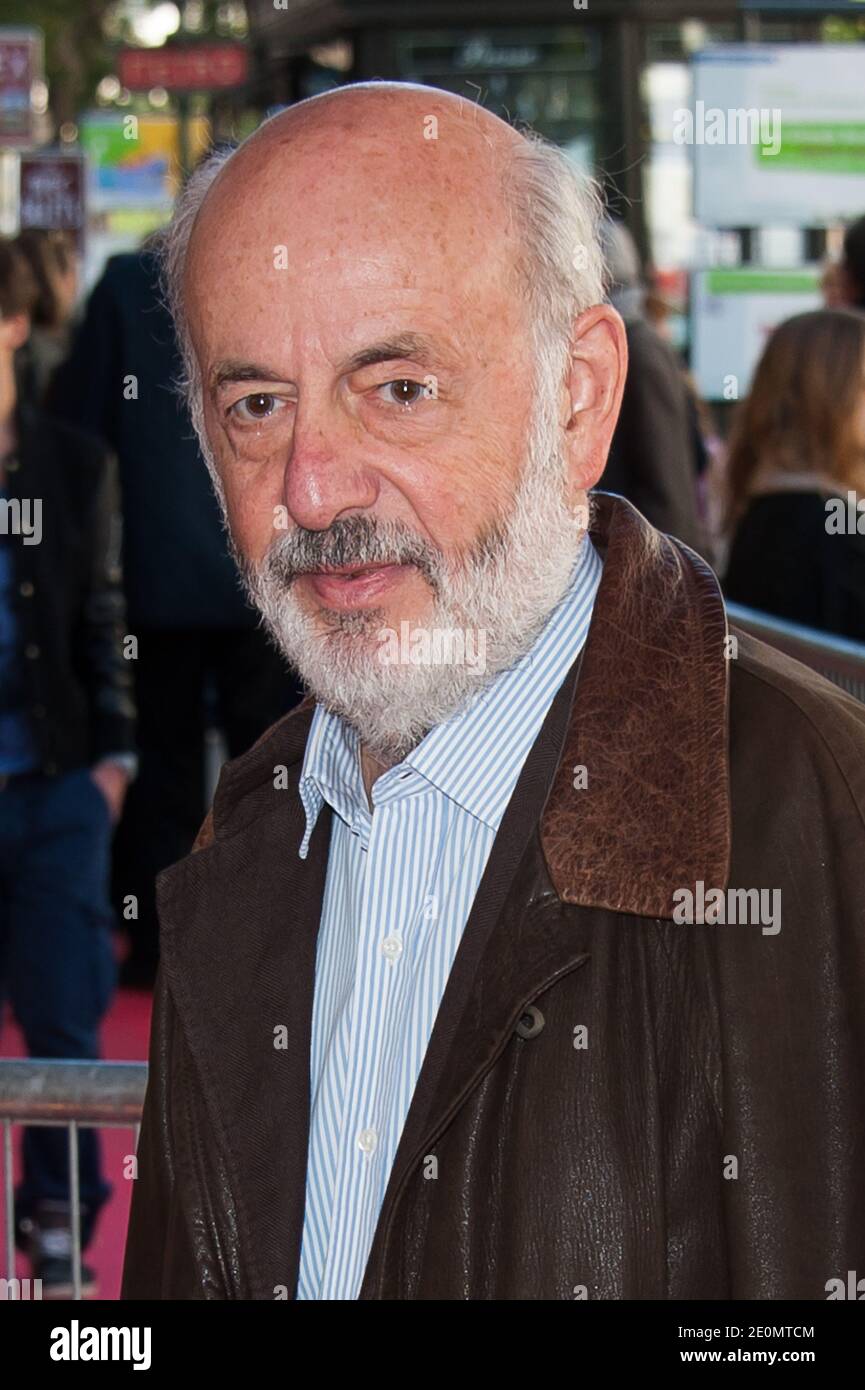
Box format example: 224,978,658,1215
691,45,865,225
691,266,822,400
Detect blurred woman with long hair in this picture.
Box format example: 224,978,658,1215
724,308,865,641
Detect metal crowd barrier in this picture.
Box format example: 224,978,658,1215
726,602,865,703
0,1059,146,1300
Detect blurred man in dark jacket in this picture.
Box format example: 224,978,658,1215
600,219,706,555
0,237,134,1296
49,246,300,987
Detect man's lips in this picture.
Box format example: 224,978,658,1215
300,562,412,610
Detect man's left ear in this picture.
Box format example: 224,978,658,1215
563,304,628,493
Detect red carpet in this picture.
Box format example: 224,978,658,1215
0,980,153,1300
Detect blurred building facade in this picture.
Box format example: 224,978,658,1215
239,0,865,274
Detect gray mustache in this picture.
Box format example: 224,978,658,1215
262,515,443,591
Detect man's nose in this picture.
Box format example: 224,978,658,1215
283,416,379,532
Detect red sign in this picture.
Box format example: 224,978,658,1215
118,43,249,93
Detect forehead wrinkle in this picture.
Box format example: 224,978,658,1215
209,153,504,250
192,175,517,325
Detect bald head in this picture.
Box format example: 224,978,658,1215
212,80,527,213
193,81,532,276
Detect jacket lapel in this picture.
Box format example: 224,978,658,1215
541,492,731,917
155,700,332,1299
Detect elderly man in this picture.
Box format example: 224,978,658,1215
121,84,865,1301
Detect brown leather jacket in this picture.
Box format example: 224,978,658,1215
121,493,865,1300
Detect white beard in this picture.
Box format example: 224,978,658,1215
233,389,587,765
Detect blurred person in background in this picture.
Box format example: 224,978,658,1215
14,229,78,406
599,217,707,555
839,213,865,312
48,238,302,990
724,309,865,641
0,236,134,1297
821,257,847,309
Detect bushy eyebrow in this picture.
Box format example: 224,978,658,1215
341,333,439,373
210,361,290,393
209,332,441,397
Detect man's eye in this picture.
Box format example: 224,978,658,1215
232,393,279,422
378,379,425,407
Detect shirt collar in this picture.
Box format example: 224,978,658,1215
298,534,602,854
298,701,363,858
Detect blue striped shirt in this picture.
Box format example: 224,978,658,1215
295,536,603,1299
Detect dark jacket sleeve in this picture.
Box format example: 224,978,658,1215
601,319,706,555
719,638,865,1295
121,964,202,1299
72,445,136,761
122,808,253,1299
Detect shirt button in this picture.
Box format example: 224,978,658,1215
19,580,34,597
357,1128,378,1156
380,935,403,963
24,643,40,659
